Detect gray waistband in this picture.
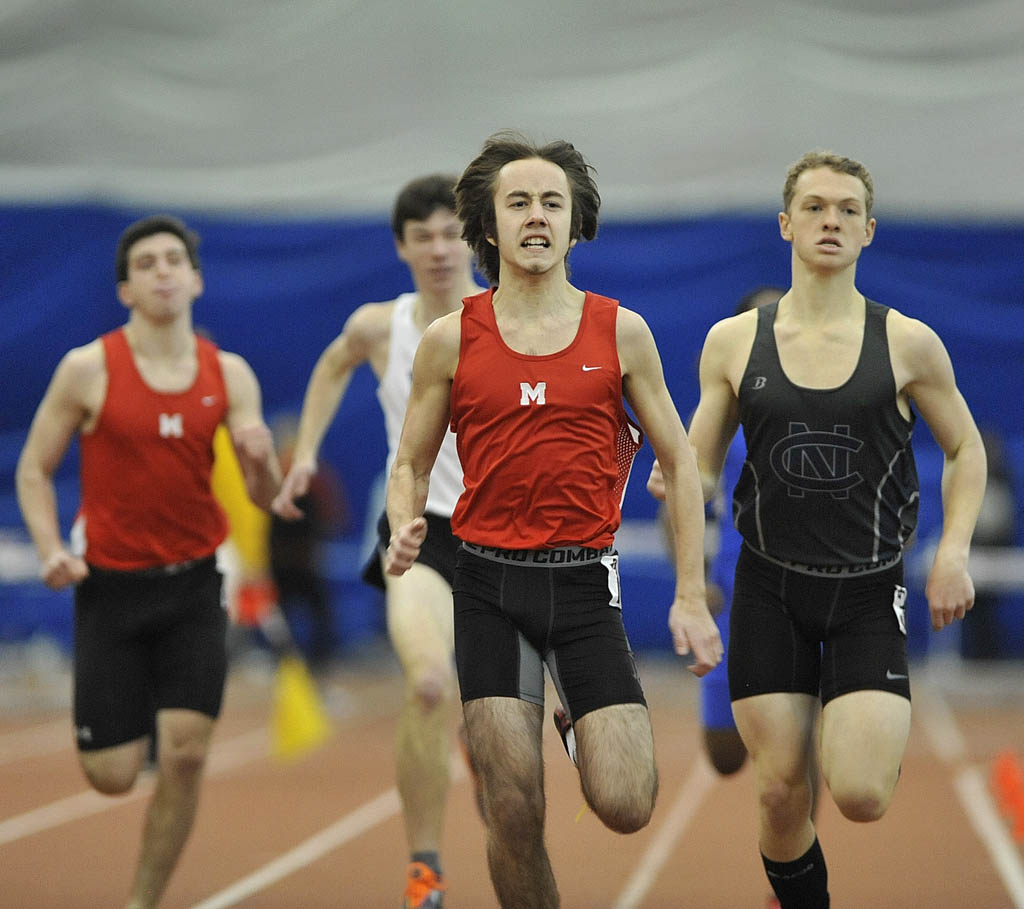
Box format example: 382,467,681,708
747,544,902,577
462,541,614,568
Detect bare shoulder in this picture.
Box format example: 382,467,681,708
703,310,756,364
421,308,462,350
885,308,943,356
885,309,950,381
58,339,106,382
346,299,395,342
53,339,106,400
418,309,462,377
615,305,653,342
216,349,259,392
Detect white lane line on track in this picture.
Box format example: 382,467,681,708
916,679,1024,909
0,728,267,847
190,753,467,908
191,788,402,909
613,756,718,909
954,766,1024,908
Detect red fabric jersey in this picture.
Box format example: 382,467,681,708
76,329,229,570
450,289,641,549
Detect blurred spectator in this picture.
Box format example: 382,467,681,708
269,415,350,671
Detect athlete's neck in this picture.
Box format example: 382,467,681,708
491,268,582,316
123,316,196,360
413,281,480,331
785,262,865,323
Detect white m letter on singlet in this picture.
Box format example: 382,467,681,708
520,382,546,406
159,413,184,438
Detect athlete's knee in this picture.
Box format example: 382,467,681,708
831,778,895,823
704,729,748,776
584,766,658,834
158,732,211,783
407,664,455,712
592,789,656,834
757,773,811,828
485,775,546,841
80,755,140,795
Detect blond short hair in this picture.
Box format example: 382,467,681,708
782,151,874,216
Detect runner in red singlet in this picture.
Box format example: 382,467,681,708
384,131,722,908
16,215,281,909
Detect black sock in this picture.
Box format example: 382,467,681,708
411,851,441,875
762,837,829,908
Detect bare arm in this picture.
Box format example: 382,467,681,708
220,352,281,512
646,316,746,503
619,309,722,675
384,313,460,576
15,345,101,589
894,314,987,630
272,303,387,519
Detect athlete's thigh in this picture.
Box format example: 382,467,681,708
819,689,910,787
385,561,455,671
575,702,654,785
463,695,544,782
732,691,819,778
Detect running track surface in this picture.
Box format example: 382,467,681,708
1,643,1022,908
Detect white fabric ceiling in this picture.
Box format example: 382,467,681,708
1,0,1021,218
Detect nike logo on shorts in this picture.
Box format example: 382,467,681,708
886,670,909,681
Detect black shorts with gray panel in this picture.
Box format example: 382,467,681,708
452,543,647,724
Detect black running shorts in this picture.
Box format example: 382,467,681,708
728,544,911,706
452,544,647,722
361,511,461,590
73,556,227,751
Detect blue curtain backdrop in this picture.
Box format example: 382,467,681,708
2,204,1022,654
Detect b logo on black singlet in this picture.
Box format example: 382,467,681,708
769,422,864,498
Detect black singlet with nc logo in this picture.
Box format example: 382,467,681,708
733,299,919,569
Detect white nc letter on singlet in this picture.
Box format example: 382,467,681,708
159,413,184,438
520,382,546,406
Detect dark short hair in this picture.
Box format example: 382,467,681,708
115,214,201,283
455,130,600,285
391,174,459,240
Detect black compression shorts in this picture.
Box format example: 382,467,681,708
728,544,911,706
452,544,646,723
361,511,461,590
73,556,227,750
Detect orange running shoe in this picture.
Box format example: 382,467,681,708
403,861,446,908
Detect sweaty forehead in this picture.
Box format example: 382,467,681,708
130,232,187,259
495,157,569,196
794,167,867,204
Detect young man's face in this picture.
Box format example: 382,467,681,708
395,207,473,296
487,156,575,279
116,232,202,320
779,166,875,272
